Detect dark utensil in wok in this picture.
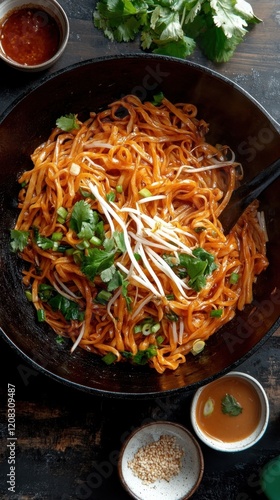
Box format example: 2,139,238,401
1,55,280,398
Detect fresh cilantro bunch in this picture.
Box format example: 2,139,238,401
93,0,261,63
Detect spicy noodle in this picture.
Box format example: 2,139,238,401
11,95,268,373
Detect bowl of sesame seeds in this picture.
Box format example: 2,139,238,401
118,421,204,500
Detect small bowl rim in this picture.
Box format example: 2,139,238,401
118,420,204,500
0,0,69,71
190,371,270,452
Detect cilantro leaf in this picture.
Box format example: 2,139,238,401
113,231,126,253
10,229,29,252
48,293,84,321
93,0,261,63
192,247,218,275
164,247,217,292
93,0,146,42
152,36,196,58
81,248,115,281
100,265,116,283
198,23,244,63
105,268,132,309
70,200,97,234
151,92,165,106
210,0,248,38
234,0,262,23
221,393,243,416
56,113,80,132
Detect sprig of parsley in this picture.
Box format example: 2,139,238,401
93,0,261,63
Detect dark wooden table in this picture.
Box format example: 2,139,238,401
0,1,279,499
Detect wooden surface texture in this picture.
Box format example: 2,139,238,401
0,1,280,499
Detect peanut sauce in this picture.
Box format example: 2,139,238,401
195,376,261,442
0,7,60,66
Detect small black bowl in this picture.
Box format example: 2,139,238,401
0,54,280,398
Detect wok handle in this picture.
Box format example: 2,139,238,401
219,156,280,234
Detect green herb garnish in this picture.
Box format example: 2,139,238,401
37,309,46,322
203,397,215,416
163,247,217,292
102,352,118,365
48,294,84,322
10,229,29,252
56,113,80,132
230,272,240,284
93,0,261,63
210,308,223,318
221,393,243,416
122,345,157,365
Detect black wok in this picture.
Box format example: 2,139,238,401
0,55,280,398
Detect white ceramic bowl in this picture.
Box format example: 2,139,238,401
118,421,204,500
0,0,69,71
190,371,269,452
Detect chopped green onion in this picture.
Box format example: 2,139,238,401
210,308,223,318
37,309,46,322
156,335,164,345
166,294,174,300
52,242,59,251
25,290,32,302
116,185,123,193
230,272,239,284
194,226,206,233
89,236,102,246
102,352,117,365
138,187,152,198
133,253,141,262
191,339,205,356
142,323,152,335
134,324,142,334
203,397,215,416
134,317,160,336
57,207,68,220
106,191,116,202
151,323,160,333
95,290,113,304
76,240,91,250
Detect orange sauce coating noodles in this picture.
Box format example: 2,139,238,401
14,95,268,373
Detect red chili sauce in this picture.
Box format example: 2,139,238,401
0,7,60,66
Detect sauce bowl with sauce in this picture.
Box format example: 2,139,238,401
0,0,69,71
190,371,269,452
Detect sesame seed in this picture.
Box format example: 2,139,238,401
128,434,184,484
